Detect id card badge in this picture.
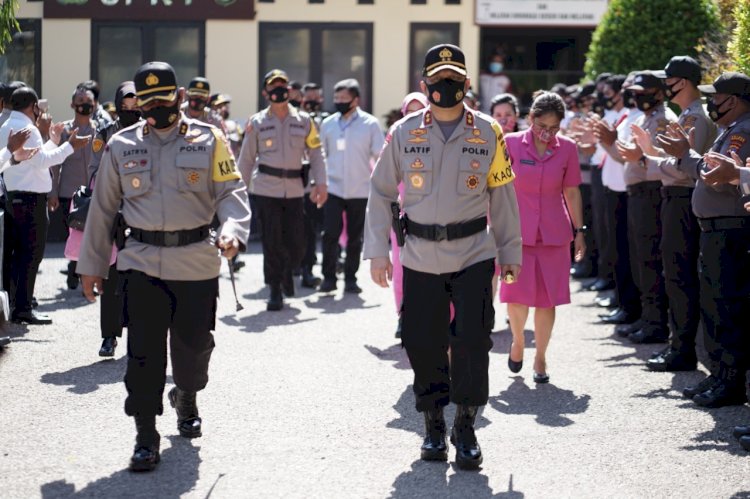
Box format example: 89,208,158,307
336,138,346,151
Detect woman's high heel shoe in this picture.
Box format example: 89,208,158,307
508,343,523,373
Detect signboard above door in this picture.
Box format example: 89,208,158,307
44,0,256,20
475,0,608,27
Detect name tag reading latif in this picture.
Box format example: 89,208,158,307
520,159,536,166
336,138,346,151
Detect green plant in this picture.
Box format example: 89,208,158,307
0,0,20,55
728,0,750,75
584,0,721,79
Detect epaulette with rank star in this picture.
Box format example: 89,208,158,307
178,122,189,136
142,124,150,136
423,110,433,126
465,109,475,127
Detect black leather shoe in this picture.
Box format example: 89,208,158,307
570,261,593,279
732,425,750,439
683,375,719,399
740,435,750,451
693,381,747,408
421,407,448,461
318,279,337,293
0,337,10,348
67,272,79,290
31,297,38,309
629,329,669,344
282,270,295,297
344,280,362,294
646,350,696,372
599,309,636,325
594,295,618,309
130,445,160,472
130,416,160,472
168,387,202,438
12,310,52,325
508,342,523,373
587,278,615,292
533,372,550,384
267,286,283,311
649,346,670,359
99,337,118,357
450,405,482,470
300,272,321,289
615,319,644,338
395,316,402,339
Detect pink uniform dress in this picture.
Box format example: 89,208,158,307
500,128,581,308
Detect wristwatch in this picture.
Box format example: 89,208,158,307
638,155,647,168
574,226,588,235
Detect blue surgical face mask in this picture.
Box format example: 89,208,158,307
489,62,504,74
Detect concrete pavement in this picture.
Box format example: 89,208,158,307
1,242,749,498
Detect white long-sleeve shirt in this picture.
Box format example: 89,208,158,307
0,111,72,193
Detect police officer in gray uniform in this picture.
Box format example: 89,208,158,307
634,57,717,371
659,71,750,408
611,71,678,341
364,44,522,470
77,62,251,472
238,69,327,311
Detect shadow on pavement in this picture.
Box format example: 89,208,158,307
39,436,202,499
35,288,91,313
488,376,591,427
303,294,380,314
40,357,174,395
364,343,411,370
490,329,535,358
389,460,524,498
220,306,316,334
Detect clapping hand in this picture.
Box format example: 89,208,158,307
701,151,742,186
615,139,643,163
630,124,660,156
656,122,693,158
67,127,92,150
592,117,617,146
7,127,31,153
49,122,65,145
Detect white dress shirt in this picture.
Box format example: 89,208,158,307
600,107,629,192
0,111,72,193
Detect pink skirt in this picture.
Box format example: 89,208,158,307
500,244,571,308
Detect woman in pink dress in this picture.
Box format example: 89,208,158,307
500,92,586,383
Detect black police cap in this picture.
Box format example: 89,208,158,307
134,61,177,107
423,44,467,77
187,77,210,98
652,56,702,85
698,72,750,97
263,69,289,87
628,71,664,92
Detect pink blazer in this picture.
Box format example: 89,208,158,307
504,128,582,247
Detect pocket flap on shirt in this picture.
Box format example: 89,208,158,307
175,153,210,169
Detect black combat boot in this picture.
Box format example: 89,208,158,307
282,269,295,297
168,387,202,438
130,415,160,472
267,286,284,311
420,407,448,461
450,405,483,470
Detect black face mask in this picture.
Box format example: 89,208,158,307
188,99,206,112
604,94,620,110
426,78,465,108
623,90,636,109
289,99,301,108
664,80,683,100
304,101,321,112
707,96,733,122
634,93,660,112
142,101,179,129
32,104,41,122
268,86,289,103
118,109,141,128
335,101,353,115
220,109,229,120
76,103,94,116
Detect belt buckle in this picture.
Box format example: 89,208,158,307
434,225,448,242
163,231,180,247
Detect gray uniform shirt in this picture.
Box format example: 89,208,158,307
77,115,251,280
237,105,326,198
364,107,522,274
624,104,678,185
50,120,97,199
645,99,717,186
677,112,750,218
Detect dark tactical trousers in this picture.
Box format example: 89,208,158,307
122,270,218,417
589,166,609,278
698,226,750,385
101,264,124,338
255,195,305,287
321,194,367,282
603,187,641,316
402,259,494,412
659,190,700,355
302,195,323,273
627,182,668,332
8,192,48,314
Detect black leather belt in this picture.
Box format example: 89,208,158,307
660,186,694,199
129,225,211,247
697,217,750,232
627,181,662,197
405,216,487,242
258,164,303,179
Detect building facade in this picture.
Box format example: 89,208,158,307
4,0,606,125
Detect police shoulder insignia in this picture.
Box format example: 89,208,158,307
92,138,104,153
465,111,474,127
423,111,433,126
681,115,697,130
142,124,150,136
305,121,322,149
728,134,748,154
487,121,514,188
655,119,669,135
179,123,189,136
211,128,240,182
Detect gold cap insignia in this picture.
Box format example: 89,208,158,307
439,48,453,60
145,73,159,87
196,82,205,89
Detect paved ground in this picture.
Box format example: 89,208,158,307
1,242,749,498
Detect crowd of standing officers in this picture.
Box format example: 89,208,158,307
0,42,749,472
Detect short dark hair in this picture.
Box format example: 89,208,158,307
302,82,321,92
71,87,94,102
529,91,566,121
334,78,360,98
4,81,26,102
489,93,519,116
11,86,39,111
596,73,612,85
289,80,303,91
78,80,101,101
606,74,627,94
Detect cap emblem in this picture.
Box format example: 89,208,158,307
145,73,159,87
439,48,453,60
